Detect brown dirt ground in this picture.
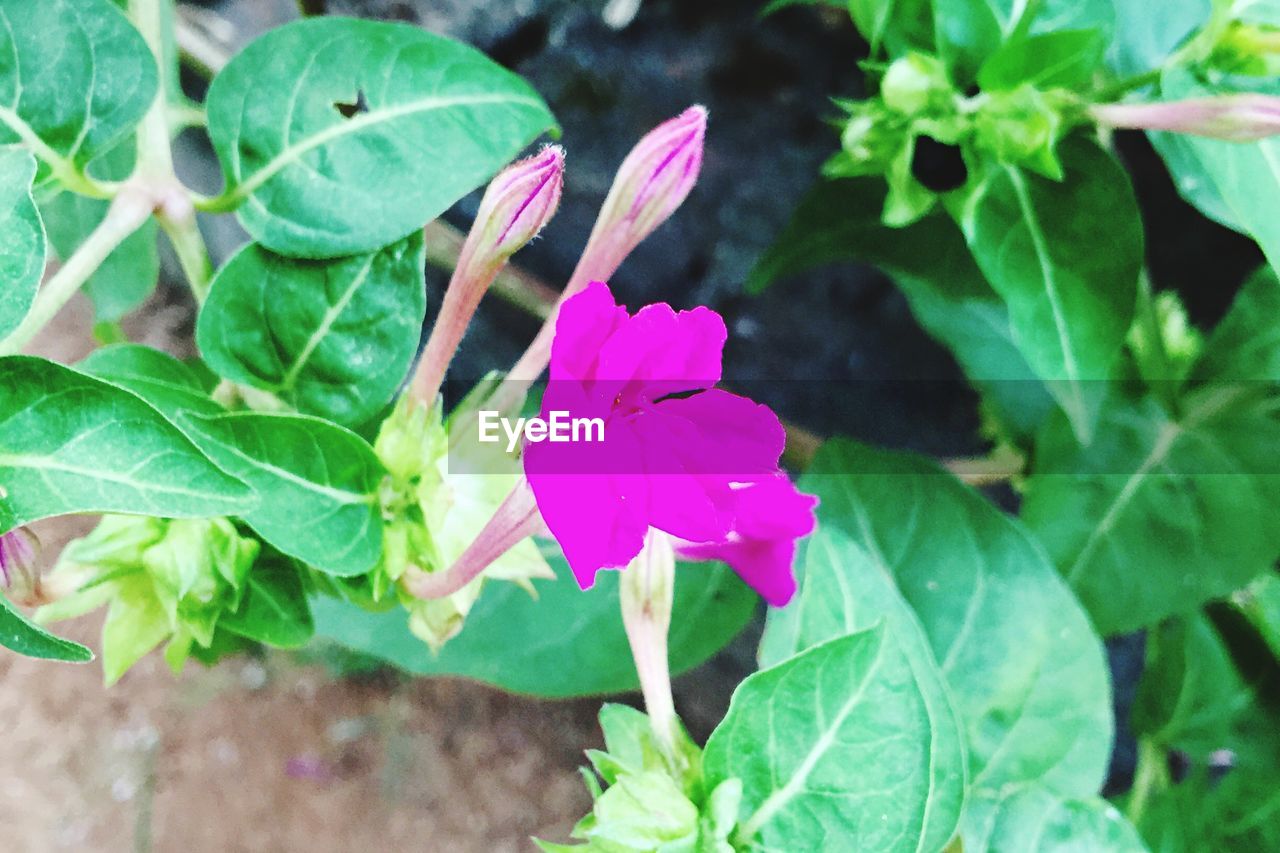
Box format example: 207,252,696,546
2,289,600,852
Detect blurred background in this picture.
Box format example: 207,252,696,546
2,0,1265,849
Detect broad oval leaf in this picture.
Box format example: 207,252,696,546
78,344,223,417
0,591,93,662
935,0,1112,85
1106,0,1209,78
1132,613,1251,756
704,624,965,852
0,149,45,339
1022,390,1280,634
197,232,426,426
205,17,556,258
311,552,757,698
958,136,1143,440
0,0,158,177
1161,69,1280,271
963,786,1146,852
0,355,254,533
768,440,1113,797
175,411,384,577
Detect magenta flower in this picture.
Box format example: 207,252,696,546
523,282,817,606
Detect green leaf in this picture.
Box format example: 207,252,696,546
1194,266,1280,383
0,149,45,341
1126,613,1280,852
1132,613,1252,756
39,143,158,322
311,552,757,698
957,136,1143,440
0,355,255,533
205,17,556,258
218,555,314,648
78,344,223,417
964,786,1147,852
1022,389,1280,634
1161,69,1280,267
0,0,158,178
197,232,426,426
750,178,1054,440
1107,0,1210,77
703,625,965,851
1231,572,1280,660
773,440,1113,800
934,0,1113,84
175,411,384,577
849,0,936,55
977,29,1108,92
0,591,92,662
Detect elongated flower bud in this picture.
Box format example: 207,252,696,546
507,106,707,383
412,146,565,403
469,145,566,266
0,526,43,607
586,105,707,267
1091,95,1280,142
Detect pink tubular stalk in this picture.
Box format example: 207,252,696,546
401,478,544,600
619,529,680,762
411,146,565,404
507,106,708,384
1091,94,1280,142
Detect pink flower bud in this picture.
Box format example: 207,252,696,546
505,106,707,384
470,145,565,265
412,147,565,403
1091,95,1280,142
583,105,707,280
0,526,44,607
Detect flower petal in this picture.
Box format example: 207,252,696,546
595,301,725,399
549,281,630,381
651,389,787,476
525,416,650,588
678,474,817,607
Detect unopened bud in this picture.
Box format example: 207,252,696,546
505,107,707,384
1091,95,1280,142
881,53,950,115
411,147,565,404
0,526,44,607
469,145,565,267
588,105,706,265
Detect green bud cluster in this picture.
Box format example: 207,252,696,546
538,704,744,852
366,383,552,652
827,52,1071,227
36,515,259,683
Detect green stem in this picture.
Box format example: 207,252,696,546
131,0,216,304
0,191,154,356
0,106,117,199
131,0,175,181
1093,68,1163,103
158,213,214,303
1126,737,1169,828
